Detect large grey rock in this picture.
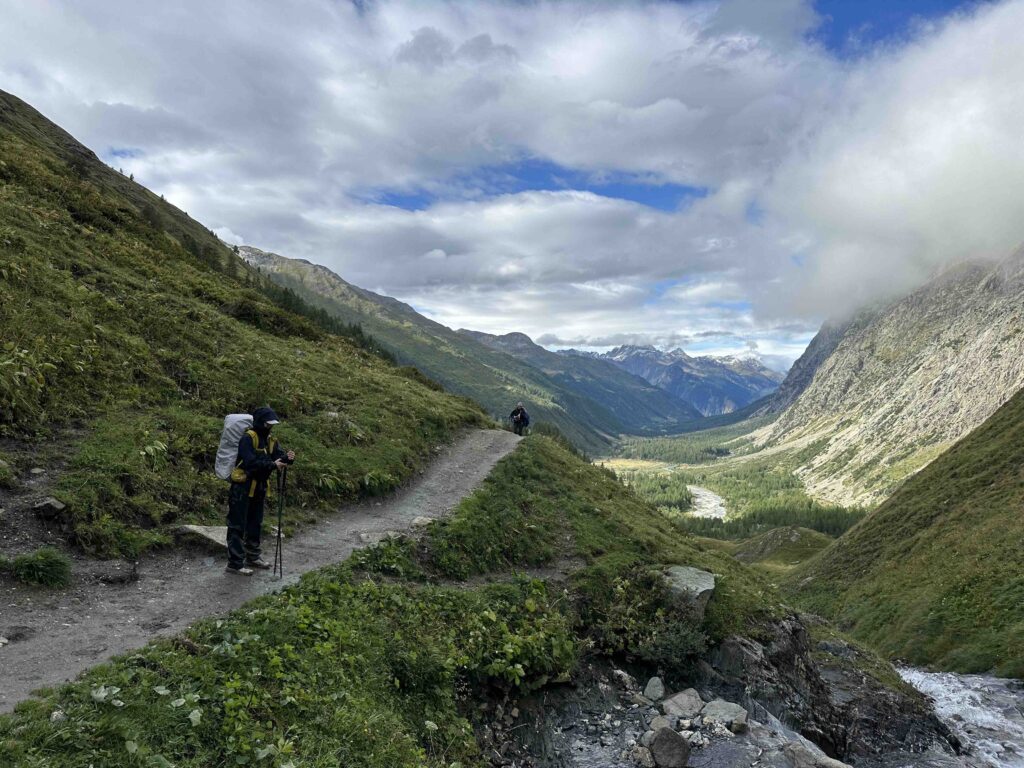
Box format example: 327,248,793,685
175,525,228,551
661,688,704,719
648,715,673,732
33,497,66,519
701,699,749,733
644,676,666,701
782,742,852,768
664,565,715,619
649,727,690,767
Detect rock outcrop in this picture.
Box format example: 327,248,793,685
760,250,1024,505
662,565,716,621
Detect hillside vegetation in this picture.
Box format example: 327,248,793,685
786,386,1024,676
240,246,701,453
0,89,483,557
0,436,785,767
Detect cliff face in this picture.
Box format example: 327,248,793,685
762,250,1024,506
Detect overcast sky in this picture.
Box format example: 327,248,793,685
3,0,1022,369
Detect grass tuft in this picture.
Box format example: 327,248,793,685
6,547,72,588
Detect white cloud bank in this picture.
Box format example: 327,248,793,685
1,0,1023,365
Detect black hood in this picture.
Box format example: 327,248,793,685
252,406,280,432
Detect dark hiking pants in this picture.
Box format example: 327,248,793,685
227,482,266,568
513,421,526,436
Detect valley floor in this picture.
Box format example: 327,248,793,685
0,429,519,713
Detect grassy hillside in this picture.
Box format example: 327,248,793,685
785,386,1024,676
0,88,484,557
240,246,701,453
732,526,833,577
0,436,788,767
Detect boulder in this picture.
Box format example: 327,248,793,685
644,676,666,701
648,728,690,768
33,497,66,519
663,565,715,620
782,743,852,768
411,516,434,528
701,699,749,733
648,715,673,732
661,688,703,719
175,525,228,551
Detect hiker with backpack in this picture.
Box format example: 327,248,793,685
217,406,295,576
510,402,530,436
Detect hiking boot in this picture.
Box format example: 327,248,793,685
246,558,271,570
225,565,254,576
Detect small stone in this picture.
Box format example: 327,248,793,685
50,709,66,723
411,516,434,528
30,467,45,475
640,729,655,747
628,745,656,768
648,715,672,732
511,707,519,719
631,693,654,707
648,727,690,767
643,676,666,701
0,636,8,647
661,688,703,719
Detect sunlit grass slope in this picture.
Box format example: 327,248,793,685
785,387,1024,676
0,88,483,556
0,436,789,767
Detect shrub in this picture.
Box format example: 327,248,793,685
7,547,72,587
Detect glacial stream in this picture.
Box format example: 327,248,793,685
898,668,1024,768
685,485,727,519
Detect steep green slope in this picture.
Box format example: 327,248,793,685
0,437,777,767
785,386,1024,675
0,89,483,556
732,526,833,576
240,246,699,452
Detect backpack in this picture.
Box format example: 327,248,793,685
215,414,253,481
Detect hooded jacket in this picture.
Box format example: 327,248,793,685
233,406,290,493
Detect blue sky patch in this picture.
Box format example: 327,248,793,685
812,0,987,54
358,157,709,213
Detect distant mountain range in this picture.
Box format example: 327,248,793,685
239,246,703,452
590,344,784,416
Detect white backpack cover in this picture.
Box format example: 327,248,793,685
215,413,253,480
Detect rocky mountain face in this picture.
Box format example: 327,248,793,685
595,345,784,416
239,246,702,451
761,250,1024,506
762,318,857,415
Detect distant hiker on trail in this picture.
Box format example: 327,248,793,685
225,406,295,576
510,402,530,436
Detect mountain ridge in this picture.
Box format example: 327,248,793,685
239,245,703,451
756,250,1024,506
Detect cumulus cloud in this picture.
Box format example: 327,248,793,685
1,0,1021,365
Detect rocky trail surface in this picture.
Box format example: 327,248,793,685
0,429,520,713
686,486,727,520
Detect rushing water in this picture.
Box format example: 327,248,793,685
899,668,1024,767
686,485,727,519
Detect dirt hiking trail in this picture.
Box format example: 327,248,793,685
0,429,520,713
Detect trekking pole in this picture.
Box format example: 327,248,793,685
273,466,286,579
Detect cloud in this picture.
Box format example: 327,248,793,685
1,0,1021,367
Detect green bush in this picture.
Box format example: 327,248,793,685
7,547,72,587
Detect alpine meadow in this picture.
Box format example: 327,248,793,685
3,2,1024,767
